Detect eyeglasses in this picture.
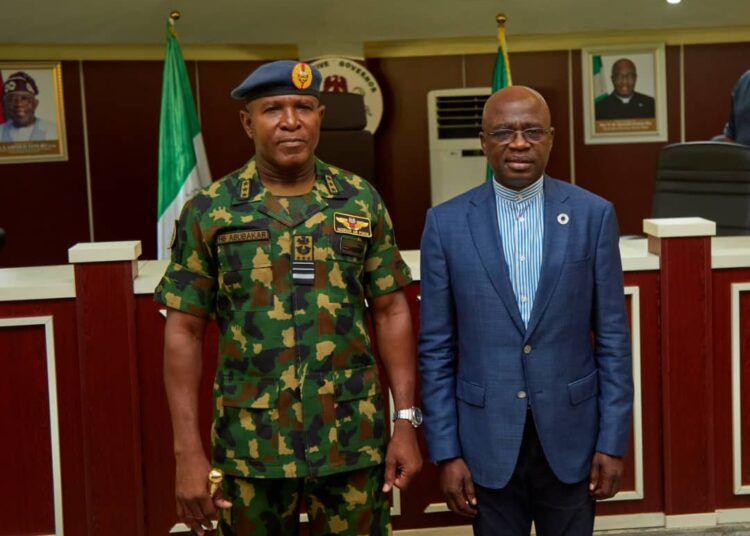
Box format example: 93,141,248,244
484,127,553,144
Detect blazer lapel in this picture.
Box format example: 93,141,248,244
524,176,570,340
467,182,525,335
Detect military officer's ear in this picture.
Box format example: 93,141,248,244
316,103,326,122
239,108,254,140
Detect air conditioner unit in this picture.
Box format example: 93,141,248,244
427,87,490,206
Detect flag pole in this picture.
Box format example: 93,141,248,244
495,14,512,87
486,13,513,181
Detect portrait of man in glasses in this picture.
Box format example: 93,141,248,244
595,58,655,120
419,85,633,536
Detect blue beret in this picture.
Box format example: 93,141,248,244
231,60,322,101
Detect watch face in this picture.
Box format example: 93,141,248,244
411,407,423,426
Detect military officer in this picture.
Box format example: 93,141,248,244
156,60,422,535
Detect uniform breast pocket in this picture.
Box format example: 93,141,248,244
325,234,366,299
217,239,274,311
217,376,280,463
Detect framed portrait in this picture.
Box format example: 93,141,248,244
582,43,668,145
0,61,67,164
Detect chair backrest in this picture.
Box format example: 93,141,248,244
653,141,750,235
315,92,375,183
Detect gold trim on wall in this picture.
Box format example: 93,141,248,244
0,25,747,61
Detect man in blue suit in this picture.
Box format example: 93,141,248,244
419,86,632,535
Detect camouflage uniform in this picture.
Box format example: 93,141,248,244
218,465,390,535
155,156,411,532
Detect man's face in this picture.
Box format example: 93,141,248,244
480,88,554,190
4,91,38,127
611,60,637,98
240,94,324,171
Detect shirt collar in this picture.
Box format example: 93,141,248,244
492,175,544,203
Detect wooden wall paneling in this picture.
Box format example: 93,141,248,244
711,268,750,510
652,236,715,514
684,42,750,142
196,60,266,181
365,56,465,250
136,296,220,535
571,47,682,236
74,260,145,535
0,322,55,535
598,272,664,516
0,61,90,268
0,299,86,536
83,61,196,260
464,50,571,182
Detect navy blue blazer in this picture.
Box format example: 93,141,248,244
418,176,633,488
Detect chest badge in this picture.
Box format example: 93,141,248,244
334,212,372,238
557,213,569,225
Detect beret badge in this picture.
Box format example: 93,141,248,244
291,62,313,90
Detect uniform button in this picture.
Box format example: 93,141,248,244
517,390,527,399
519,255,526,262
520,295,528,303
523,344,532,354
518,215,525,222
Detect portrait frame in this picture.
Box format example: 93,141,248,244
582,43,667,145
0,61,67,164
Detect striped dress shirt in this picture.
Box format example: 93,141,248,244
493,176,545,327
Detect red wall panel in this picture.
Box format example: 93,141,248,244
684,42,750,142
0,61,90,268
0,299,86,536
572,46,683,236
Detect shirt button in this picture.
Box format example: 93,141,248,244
520,295,528,303
518,215,525,222
523,344,532,354
520,255,526,262
517,390,527,399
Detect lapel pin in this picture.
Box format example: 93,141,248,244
557,213,569,225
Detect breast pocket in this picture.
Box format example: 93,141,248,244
217,239,274,311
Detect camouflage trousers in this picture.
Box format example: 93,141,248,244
217,464,391,536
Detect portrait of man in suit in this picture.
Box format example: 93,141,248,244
595,58,655,120
419,86,633,535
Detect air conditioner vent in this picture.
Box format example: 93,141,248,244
436,95,488,139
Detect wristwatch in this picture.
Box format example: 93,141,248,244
392,406,423,428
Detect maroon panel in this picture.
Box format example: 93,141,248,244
365,56,464,249
572,47,682,236
599,272,664,516
654,236,714,514
136,296,219,536
83,61,196,260
464,50,571,181
74,261,144,535
0,61,90,268
684,42,750,141
712,267,750,510
0,324,54,535
742,294,750,485
0,299,87,536
197,61,266,181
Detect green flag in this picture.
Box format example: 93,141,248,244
157,18,211,260
487,16,513,181
592,55,608,103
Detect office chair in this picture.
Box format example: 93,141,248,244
652,141,750,235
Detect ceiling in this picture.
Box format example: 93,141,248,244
4,0,750,47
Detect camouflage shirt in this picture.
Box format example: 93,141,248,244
155,157,412,479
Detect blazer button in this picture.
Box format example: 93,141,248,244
523,344,532,354
516,390,527,399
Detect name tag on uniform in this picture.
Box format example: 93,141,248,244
217,229,270,245
334,213,372,238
